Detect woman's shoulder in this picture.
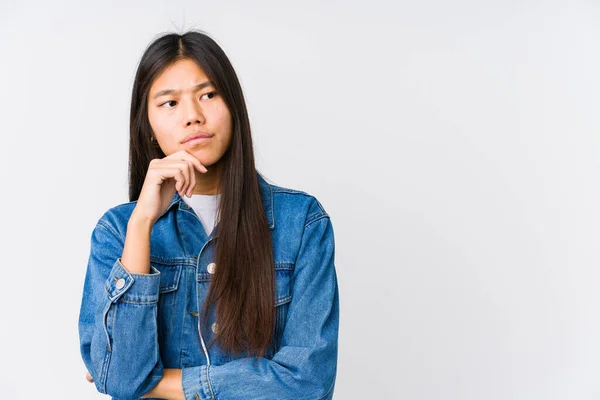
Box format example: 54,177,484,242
93,199,138,241
262,177,330,226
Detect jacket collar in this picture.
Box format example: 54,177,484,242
163,171,275,229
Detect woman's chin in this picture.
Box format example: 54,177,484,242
195,155,218,169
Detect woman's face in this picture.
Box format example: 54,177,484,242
147,58,233,167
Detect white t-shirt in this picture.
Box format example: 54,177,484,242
181,193,222,236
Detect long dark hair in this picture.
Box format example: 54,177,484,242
128,30,275,358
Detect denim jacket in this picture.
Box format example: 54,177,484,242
78,172,339,400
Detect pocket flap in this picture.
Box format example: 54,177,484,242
150,257,183,293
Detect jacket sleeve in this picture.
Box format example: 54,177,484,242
78,218,164,399
181,215,340,400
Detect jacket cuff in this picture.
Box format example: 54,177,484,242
103,257,160,304
181,365,213,399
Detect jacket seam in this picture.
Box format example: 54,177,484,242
116,297,158,305
206,364,216,399
100,348,111,393
268,179,274,228
270,187,310,195
304,214,329,228
306,210,328,223
178,269,188,368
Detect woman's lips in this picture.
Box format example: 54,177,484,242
183,136,213,145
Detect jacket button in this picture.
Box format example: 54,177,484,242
115,278,125,290
207,262,216,274
211,322,218,333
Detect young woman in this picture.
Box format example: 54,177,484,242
77,30,339,400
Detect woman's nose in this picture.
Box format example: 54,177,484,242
182,99,204,126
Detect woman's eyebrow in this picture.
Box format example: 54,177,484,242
152,81,214,99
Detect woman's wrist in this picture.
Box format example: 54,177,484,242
129,208,156,231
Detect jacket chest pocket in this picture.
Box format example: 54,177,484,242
151,258,183,341
195,262,294,356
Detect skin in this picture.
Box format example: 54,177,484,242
85,58,234,399
148,57,233,196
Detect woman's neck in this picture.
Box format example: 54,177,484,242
191,164,221,195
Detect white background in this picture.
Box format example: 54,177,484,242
1,0,599,399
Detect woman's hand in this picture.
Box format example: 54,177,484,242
85,371,93,383
133,150,207,225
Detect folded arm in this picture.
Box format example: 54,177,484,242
78,218,165,399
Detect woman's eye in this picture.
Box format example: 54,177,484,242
159,92,216,108
201,91,217,100
160,100,177,108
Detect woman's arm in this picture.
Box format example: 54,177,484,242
78,213,164,399
181,214,340,400
120,209,153,274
